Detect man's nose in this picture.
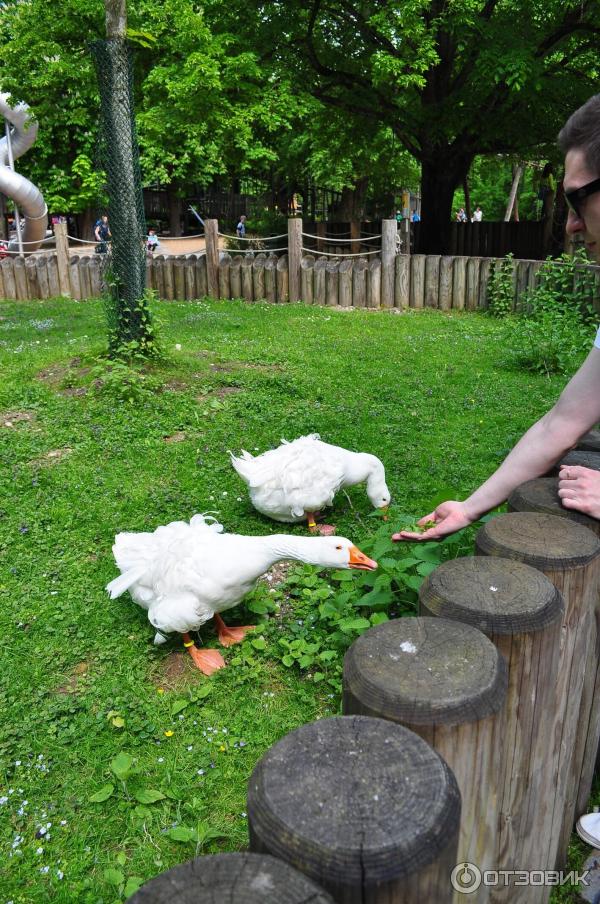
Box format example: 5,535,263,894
566,208,584,235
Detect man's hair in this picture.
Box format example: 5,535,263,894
558,94,600,175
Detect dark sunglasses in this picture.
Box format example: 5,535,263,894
564,177,600,218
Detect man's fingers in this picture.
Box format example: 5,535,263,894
416,511,437,527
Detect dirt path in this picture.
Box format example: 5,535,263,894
69,236,227,257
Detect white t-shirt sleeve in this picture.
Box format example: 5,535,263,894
595,326,600,349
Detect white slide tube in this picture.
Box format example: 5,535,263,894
0,93,47,254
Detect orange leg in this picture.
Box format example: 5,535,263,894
182,633,226,675
213,613,256,647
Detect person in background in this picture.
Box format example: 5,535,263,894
472,205,483,222
411,210,421,223
94,215,111,253
146,228,159,255
456,207,468,222
236,215,247,239
394,93,600,546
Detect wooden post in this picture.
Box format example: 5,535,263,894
173,256,186,300
79,257,91,300
204,218,219,299
549,449,600,475
276,255,288,302
264,258,276,303
229,256,242,298
248,716,461,903
424,254,441,308
395,253,410,309
1,258,16,299
313,258,326,306
420,556,563,904
508,477,600,534
465,257,481,310
380,218,396,308
53,221,71,297
338,259,352,307
367,258,381,308
352,258,367,308
36,257,50,299
325,260,339,306
184,253,197,299
13,255,28,299
300,255,314,304
195,254,207,298
47,255,60,298
241,256,254,302
25,257,40,299
69,256,81,300
252,256,266,302
438,256,453,311
475,512,600,880
343,618,507,904
410,254,426,308
128,852,335,904
288,217,302,302
163,256,175,301
153,254,165,300
218,253,231,300
452,256,467,309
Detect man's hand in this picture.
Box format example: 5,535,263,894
558,465,600,519
392,500,474,542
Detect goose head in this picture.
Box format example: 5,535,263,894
365,459,392,511
302,536,377,571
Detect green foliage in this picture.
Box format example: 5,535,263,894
487,253,515,318
504,250,597,375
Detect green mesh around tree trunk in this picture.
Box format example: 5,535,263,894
91,38,153,354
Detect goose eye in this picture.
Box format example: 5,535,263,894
335,545,342,550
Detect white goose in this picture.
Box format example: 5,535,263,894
106,513,377,674
230,433,391,534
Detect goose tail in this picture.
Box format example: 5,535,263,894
106,565,147,600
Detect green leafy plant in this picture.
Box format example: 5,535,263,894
505,249,596,375
486,253,515,317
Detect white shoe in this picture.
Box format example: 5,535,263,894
577,812,600,847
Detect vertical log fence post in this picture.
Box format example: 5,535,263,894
343,617,507,904
288,217,302,302
53,220,71,297
380,218,396,308
419,556,564,904
204,218,219,299
248,716,461,903
475,512,600,878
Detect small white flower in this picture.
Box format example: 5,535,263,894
175,343,182,350
197,769,205,776
56,870,64,880
36,847,44,855
14,761,21,767
187,745,193,751
157,757,164,763
39,866,49,874
222,491,228,496
60,820,67,826
240,811,247,817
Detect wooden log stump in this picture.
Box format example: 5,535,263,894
36,257,50,299
153,255,166,300
47,255,60,298
229,256,242,298
89,255,102,297
276,255,289,302
242,256,254,301
577,430,600,454
549,450,600,475
475,513,600,879
174,256,186,300
218,253,231,300
195,254,208,298
264,258,277,303
439,256,453,311
343,617,506,903
184,254,197,299
420,556,563,904
0,259,15,300
508,476,600,534
252,255,266,301
338,259,352,307
300,255,314,304
424,254,440,307
367,258,381,308
313,258,327,306
248,715,461,903
129,852,334,903
352,258,367,308
69,256,82,300
394,253,410,309
452,256,467,310
163,256,175,300
409,254,425,308
13,255,28,299
326,260,339,306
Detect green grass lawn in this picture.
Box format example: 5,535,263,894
0,296,579,902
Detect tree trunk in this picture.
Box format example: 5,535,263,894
505,164,523,222
77,205,96,241
419,158,469,254
167,189,183,236
463,176,472,221
105,0,126,39
333,176,369,222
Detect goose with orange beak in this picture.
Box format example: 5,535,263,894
106,514,377,674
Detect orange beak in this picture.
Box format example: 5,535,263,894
348,545,378,571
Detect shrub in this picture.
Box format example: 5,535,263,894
486,253,515,317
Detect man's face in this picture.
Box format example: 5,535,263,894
564,148,600,262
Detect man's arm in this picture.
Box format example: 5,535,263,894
395,346,600,541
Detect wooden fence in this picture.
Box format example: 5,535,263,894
1,219,598,312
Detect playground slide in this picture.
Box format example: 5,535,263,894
0,92,47,254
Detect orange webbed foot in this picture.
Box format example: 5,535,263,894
213,614,256,647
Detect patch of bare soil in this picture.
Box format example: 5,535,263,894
36,364,70,387
1,411,36,428
28,447,73,467
151,651,197,690
196,386,243,402
163,379,189,392
164,431,187,443
55,661,90,695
